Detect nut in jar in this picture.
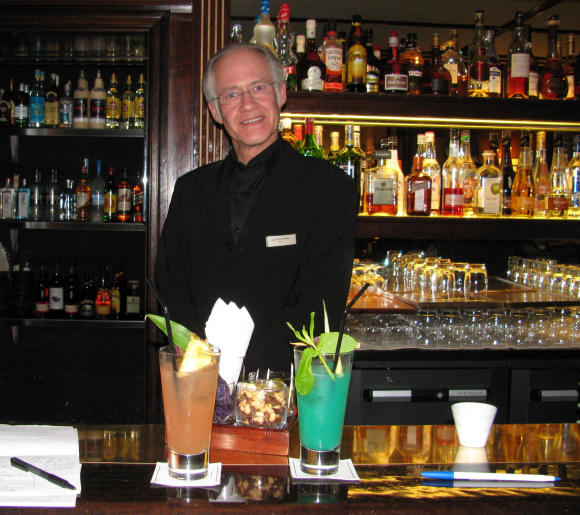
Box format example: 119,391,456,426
235,379,289,429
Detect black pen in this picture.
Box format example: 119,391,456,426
10,457,77,491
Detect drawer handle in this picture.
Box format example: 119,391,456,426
533,390,579,402
365,389,488,403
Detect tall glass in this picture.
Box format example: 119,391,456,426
294,348,354,475
159,345,220,479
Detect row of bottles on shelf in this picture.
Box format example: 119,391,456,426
0,69,145,129
0,158,144,223
242,2,579,100
4,259,143,320
280,119,580,218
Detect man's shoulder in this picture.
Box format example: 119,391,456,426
174,160,224,189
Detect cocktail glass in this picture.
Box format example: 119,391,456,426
159,344,220,479
294,348,354,475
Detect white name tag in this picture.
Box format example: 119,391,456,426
266,234,297,248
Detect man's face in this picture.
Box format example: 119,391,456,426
207,49,286,164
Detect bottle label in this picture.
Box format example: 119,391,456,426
135,97,145,119
65,303,79,315
339,162,357,181
91,98,106,120
29,97,45,124
301,67,324,91
35,301,49,314
126,295,141,314
489,66,502,95
429,173,441,211
45,101,59,126
413,188,426,212
79,299,95,317
444,192,464,208
96,303,111,316
60,101,73,127
49,286,64,310
548,196,569,211
77,191,90,209
528,71,539,96
511,53,530,78
106,96,121,119
14,104,28,121
104,192,117,217
567,75,575,99
480,177,501,214
444,63,458,84
372,177,395,205
117,186,132,212
1,191,14,219
407,69,423,91
17,191,29,218
325,47,343,73
73,98,89,123
122,98,134,119
347,49,366,84
384,74,408,92
0,100,10,124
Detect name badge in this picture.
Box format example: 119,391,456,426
266,234,297,248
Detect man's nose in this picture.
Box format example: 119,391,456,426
239,89,258,108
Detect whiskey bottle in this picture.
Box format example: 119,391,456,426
364,29,381,93
322,21,343,92
401,32,423,95
72,70,89,129
95,265,111,319
44,72,60,127
441,128,464,216
116,168,132,222
121,74,135,129
567,134,580,217
511,130,535,217
275,3,298,92
297,19,325,92
300,118,326,160
132,170,144,223
346,15,367,92
423,33,451,95
79,272,96,319
547,131,570,218
105,72,121,129
507,12,530,99
89,69,106,129
103,166,117,222
442,30,468,96
533,131,550,217
382,31,408,94
485,29,502,97
133,73,146,128
366,139,398,215
422,131,441,214
76,163,91,221
539,15,568,100
501,131,516,216
475,150,502,217
407,141,431,216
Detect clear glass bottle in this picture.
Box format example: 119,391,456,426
76,163,91,221
275,3,297,92
297,19,325,92
279,118,298,150
30,168,44,221
458,130,477,215
525,25,539,98
441,128,464,216
468,10,486,68
421,131,441,215
567,134,580,217
468,40,490,97
46,168,60,221
300,118,326,160
547,131,570,218
90,159,106,222
507,12,530,99
13,82,29,128
475,150,502,216
533,131,550,217
0,177,15,220
366,138,398,215
484,29,502,97
511,130,535,217
59,178,76,221
382,30,408,94
253,0,276,55
501,130,516,216
539,15,568,100
16,177,30,220
442,29,468,96
89,69,106,129
59,80,73,128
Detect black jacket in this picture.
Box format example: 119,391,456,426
154,138,358,373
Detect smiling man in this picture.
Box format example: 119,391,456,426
155,43,358,372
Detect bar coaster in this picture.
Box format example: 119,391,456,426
289,458,359,483
150,462,222,487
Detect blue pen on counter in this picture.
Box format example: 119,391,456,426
421,471,560,482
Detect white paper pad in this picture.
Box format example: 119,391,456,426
289,458,360,483
151,462,222,487
0,425,81,508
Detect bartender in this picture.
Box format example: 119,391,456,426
154,43,358,372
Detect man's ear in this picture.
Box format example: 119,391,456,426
207,101,223,124
278,81,287,108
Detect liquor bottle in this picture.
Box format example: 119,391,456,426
422,131,441,214
73,70,89,128
364,29,381,93
525,26,540,98
468,36,490,97
16,177,30,220
280,118,298,149
533,131,550,217
297,19,325,92
423,33,451,95
30,168,44,221
568,134,580,217
7,78,15,126
346,16,366,93
501,131,516,216
0,177,15,220
90,159,106,222
400,32,423,95
300,118,326,160
103,166,117,222
79,272,96,319
125,279,142,319
29,69,46,128
507,12,530,99
383,31,408,94
0,84,11,126
295,34,305,64
63,259,80,319
59,80,73,128
121,75,135,129
44,72,59,127
253,0,276,55
132,170,144,223
407,139,432,216
105,72,121,129
59,178,76,221
485,29,502,97
366,139,398,215
385,136,405,216
458,130,477,215
467,10,486,67
441,128,464,216
547,131,570,218
313,124,328,159
48,260,64,318
35,261,50,319
292,123,303,152
474,150,502,217
76,163,91,221
511,130,535,217
275,3,297,92
323,21,343,92
89,69,106,129
13,83,29,128
134,73,146,128
46,169,60,221
328,131,341,165
338,124,362,194
230,24,243,43
110,270,126,320
116,168,132,222
539,15,568,100
565,33,576,100
441,29,467,96
95,265,111,319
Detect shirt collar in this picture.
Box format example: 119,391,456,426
231,137,282,173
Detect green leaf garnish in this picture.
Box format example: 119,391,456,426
317,332,358,354
145,314,191,351
295,347,315,396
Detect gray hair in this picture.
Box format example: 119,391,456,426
202,43,286,110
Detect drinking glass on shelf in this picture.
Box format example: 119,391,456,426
485,309,508,348
546,307,573,346
511,257,526,284
527,308,551,346
506,256,519,281
549,264,565,292
432,265,454,299
463,309,486,347
452,262,469,298
438,309,462,348
536,259,557,291
464,263,488,299
416,310,440,347
507,309,531,347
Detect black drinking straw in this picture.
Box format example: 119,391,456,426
146,277,175,350
332,282,370,373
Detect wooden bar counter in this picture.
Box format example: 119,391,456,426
2,423,579,513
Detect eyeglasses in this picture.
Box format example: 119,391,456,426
214,81,276,105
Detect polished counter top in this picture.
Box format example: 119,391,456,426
2,423,574,513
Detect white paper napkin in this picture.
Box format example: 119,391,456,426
150,462,222,487
289,458,360,483
205,298,254,386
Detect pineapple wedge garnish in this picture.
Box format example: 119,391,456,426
178,334,213,374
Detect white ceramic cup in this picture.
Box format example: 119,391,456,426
451,402,497,448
